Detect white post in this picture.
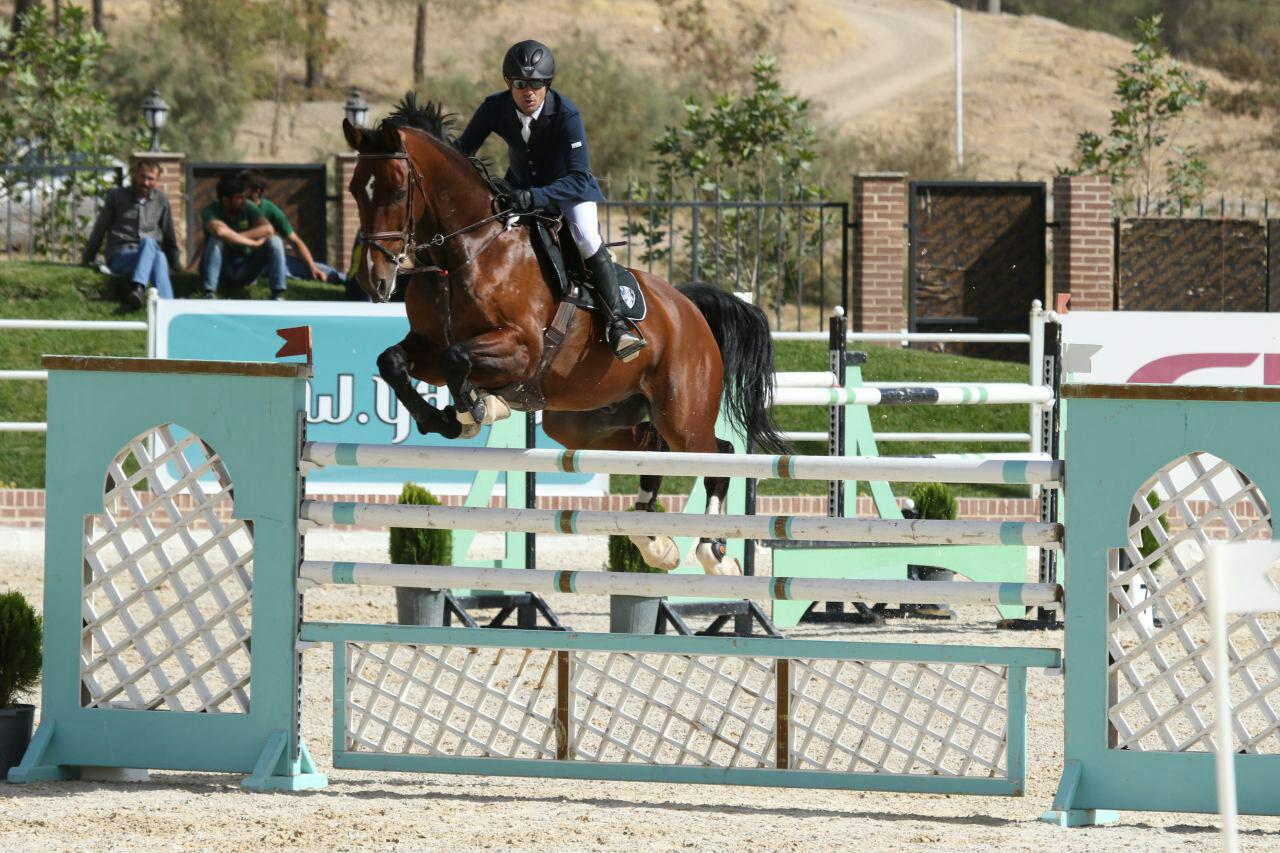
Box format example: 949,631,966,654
1208,547,1241,853
954,6,964,171
146,286,158,358
1029,300,1045,457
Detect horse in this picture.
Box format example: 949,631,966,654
342,95,788,575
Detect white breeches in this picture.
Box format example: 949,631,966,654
564,200,603,257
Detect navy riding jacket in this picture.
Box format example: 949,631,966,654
455,89,605,211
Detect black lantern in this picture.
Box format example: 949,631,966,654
142,89,169,152
344,88,370,129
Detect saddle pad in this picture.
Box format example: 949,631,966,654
572,265,647,323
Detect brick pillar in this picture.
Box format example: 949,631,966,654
133,151,187,265
1052,175,1114,311
851,172,907,333
334,153,359,273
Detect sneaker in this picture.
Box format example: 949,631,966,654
127,284,145,309
202,291,217,300
270,291,286,301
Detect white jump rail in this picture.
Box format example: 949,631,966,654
772,384,1054,407
298,560,1063,608
302,442,1064,486
300,500,1064,547
782,430,1033,443
0,297,155,432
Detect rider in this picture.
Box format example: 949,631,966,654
455,39,644,361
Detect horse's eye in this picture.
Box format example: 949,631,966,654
393,188,408,202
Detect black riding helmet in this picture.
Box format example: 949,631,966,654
503,40,555,81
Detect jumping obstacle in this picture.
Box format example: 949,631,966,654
754,310,1059,627
14,355,1280,827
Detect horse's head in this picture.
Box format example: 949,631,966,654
343,118,422,302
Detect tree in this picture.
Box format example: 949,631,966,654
1062,15,1207,213
654,0,796,92
0,3,126,259
304,0,330,90
413,2,426,83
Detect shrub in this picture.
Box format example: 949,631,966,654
389,482,452,565
0,591,42,709
909,482,957,521
608,501,668,573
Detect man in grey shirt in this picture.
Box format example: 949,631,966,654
82,159,180,306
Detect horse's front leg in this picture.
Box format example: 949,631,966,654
377,332,463,439
441,327,532,436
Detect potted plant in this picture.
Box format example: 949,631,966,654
606,502,669,633
0,590,42,778
390,483,453,626
906,482,958,620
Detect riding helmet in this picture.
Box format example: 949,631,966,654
502,40,555,81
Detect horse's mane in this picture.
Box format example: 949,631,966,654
378,92,507,196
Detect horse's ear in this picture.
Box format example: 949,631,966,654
380,121,404,152
342,118,364,151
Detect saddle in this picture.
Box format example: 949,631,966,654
491,218,646,411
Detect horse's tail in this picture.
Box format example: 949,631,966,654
678,284,791,455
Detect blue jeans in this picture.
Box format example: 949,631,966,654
285,255,346,284
201,236,287,295
107,236,173,299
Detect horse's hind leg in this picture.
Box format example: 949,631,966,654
543,403,680,571
377,333,462,439
693,437,740,575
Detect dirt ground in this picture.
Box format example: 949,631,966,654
2,527,1278,852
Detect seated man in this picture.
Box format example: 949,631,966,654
238,169,347,286
81,159,179,306
199,174,287,300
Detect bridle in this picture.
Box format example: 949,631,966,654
355,151,513,277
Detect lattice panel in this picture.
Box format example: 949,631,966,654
344,643,558,758
1110,452,1280,754
81,424,254,713
789,658,1009,777
569,652,776,767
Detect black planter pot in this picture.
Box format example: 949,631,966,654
0,704,35,779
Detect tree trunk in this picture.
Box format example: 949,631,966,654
304,0,327,90
412,2,427,82
91,0,102,31
12,0,41,35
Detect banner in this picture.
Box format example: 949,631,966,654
154,300,606,496
1062,311,1280,386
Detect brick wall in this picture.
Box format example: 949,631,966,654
1052,175,1113,311
132,152,186,265
851,173,907,333
334,153,359,273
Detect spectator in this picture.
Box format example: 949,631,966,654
81,159,179,307
199,173,287,300
238,169,347,287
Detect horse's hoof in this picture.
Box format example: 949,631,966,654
458,422,481,439
696,541,741,576
628,534,680,571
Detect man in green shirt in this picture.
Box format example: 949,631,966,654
238,169,346,287
198,173,287,299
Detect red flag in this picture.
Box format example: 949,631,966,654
276,326,313,364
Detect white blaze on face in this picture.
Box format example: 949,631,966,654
364,174,375,201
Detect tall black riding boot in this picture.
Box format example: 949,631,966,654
584,245,645,361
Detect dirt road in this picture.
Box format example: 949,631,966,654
790,0,988,126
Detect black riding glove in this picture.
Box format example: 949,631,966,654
510,189,535,213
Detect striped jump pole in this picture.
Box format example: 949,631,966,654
303,443,1064,487
300,501,1063,547
771,384,1055,407
299,561,1063,608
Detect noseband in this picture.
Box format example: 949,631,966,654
355,151,515,277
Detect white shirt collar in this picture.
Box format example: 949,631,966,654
517,101,545,126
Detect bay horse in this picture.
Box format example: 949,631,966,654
342,96,788,575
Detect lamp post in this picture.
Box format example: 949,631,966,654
344,88,369,129
142,89,169,152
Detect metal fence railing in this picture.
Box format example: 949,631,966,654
0,163,125,263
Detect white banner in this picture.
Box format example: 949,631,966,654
1062,311,1280,386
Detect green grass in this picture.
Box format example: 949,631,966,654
0,261,344,487
0,261,1036,497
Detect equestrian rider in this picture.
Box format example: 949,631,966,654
456,39,644,361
